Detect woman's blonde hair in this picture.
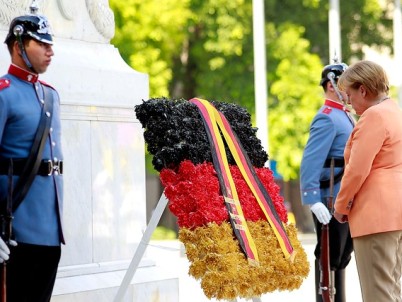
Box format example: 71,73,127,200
337,60,389,96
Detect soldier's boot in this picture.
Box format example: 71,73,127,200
315,259,323,302
334,269,346,302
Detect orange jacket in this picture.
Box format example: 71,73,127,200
335,99,402,238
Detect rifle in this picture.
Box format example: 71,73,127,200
0,263,4,302
319,157,336,302
1,160,14,302
0,215,12,302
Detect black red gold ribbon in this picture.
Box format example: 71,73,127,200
190,98,295,263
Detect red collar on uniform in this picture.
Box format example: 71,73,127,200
324,99,349,112
8,64,38,83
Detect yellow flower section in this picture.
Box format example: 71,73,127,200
179,220,310,300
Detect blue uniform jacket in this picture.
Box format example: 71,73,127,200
300,99,354,206
0,64,63,246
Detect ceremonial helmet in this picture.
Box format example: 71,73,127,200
320,62,348,87
4,1,53,73
4,14,53,45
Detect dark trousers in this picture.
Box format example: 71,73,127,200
313,214,353,270
6,243,61,302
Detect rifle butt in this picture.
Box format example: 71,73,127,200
320,224,333,302
0,262,6,302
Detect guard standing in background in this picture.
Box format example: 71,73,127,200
300,61,354,302
0,2,64,301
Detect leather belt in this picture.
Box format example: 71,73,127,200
0,159,63,176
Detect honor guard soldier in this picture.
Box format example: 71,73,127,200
300,61,354,302
0,2,64,301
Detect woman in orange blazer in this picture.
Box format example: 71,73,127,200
334,60,402,302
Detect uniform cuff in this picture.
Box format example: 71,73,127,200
301,188,321,205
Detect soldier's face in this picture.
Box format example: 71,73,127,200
25,39,54,74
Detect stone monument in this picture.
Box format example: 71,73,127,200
0,0,179,301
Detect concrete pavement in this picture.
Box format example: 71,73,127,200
147,233,363,302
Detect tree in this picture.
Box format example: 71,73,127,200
171,0,255,112
263,0,393,179
264,0,394,64
109,0,393,180
110,0,192,97
267,24,323,180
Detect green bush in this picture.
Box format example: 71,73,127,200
151,226,177,240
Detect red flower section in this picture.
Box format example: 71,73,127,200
160,160,288,229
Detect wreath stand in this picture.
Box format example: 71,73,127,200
113,192,262,302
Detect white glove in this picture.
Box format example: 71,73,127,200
0,237,10,263
310,202,332,225
0,237,17,263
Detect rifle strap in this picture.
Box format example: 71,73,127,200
6,160,13,216
7,84,54,212
320,157,344,189
320,169,344,189
1,160,14,242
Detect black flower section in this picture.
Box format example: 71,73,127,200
135,97,268,171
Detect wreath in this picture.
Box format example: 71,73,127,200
135,97,309,300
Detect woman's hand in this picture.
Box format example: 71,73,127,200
334,211,348,223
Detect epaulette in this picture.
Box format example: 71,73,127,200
39,80,55,90
322,107,332,115
0,78,11,91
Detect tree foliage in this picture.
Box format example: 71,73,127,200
110,0,192,97
265,0,394,64
109,0,393,180
267,24,323,180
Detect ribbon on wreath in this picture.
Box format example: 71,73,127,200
190,98,295,263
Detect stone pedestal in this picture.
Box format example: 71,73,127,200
0,1,178,301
